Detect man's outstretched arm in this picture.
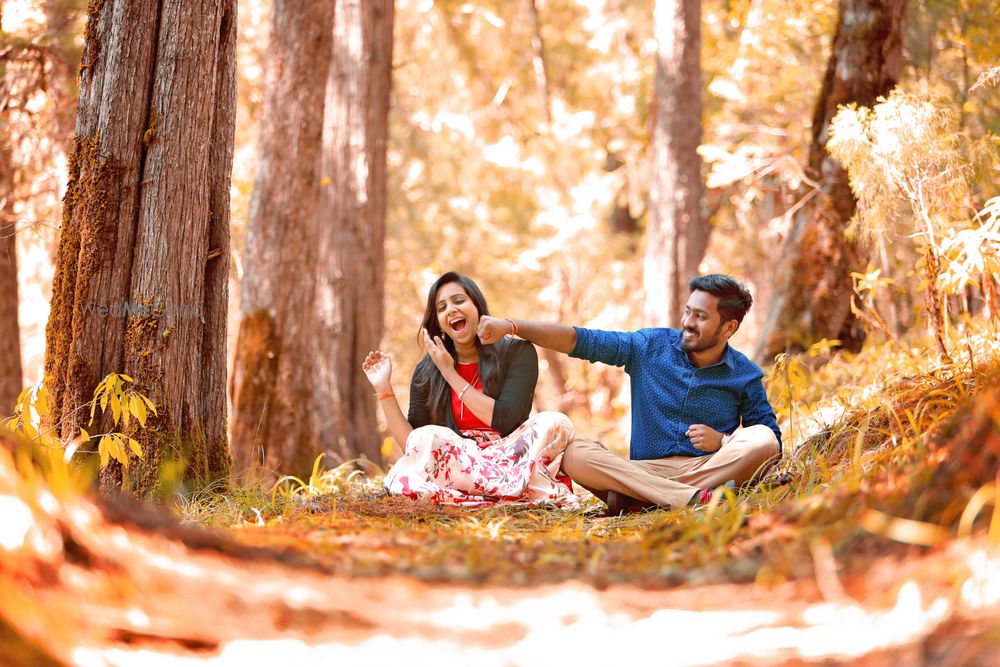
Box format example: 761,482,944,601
478,316,577,354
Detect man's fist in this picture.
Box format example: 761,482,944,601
477,315,514,345
686,424,724,452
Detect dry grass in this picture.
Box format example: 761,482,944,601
173,322,1000,589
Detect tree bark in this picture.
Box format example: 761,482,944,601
0,5,24,413
43,0,237,498
756,0,906,362
317,0,393,465
643,0,708,328
0,148,21,414
231,0,392,476
230,1,337,477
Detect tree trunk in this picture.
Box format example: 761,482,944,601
756,0,906,362
0,5,23,414
44,0,85,155
230,1,337,477
43,0,237,498
643,0,708,328
0,148,21,414
317,0,393,465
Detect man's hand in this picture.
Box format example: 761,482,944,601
686,424,724,452
477,315,514,345
422,328,455,373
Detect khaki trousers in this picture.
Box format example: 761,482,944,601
560,425,781,508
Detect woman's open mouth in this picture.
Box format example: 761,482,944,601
449,317,468,334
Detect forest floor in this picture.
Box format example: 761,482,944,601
3,328,1000,665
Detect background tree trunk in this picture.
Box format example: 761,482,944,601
44,0,85,154
230,1,336,477
317,0,394,465
643,0,708,328
0,0,83,413
0,4,21,411
0,146,21,414
43,0,237,498
756,0,907,362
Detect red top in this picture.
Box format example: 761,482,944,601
451,361,497,434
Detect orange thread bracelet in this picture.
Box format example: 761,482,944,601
505,318,519,336
375,391,394,400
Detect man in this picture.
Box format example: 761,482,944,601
477,274,781,514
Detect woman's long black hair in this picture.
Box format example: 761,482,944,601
412,271,507,426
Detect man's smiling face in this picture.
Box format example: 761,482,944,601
680,290,728,353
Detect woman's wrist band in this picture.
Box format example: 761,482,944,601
505,318,519,336
374,391,394,401
458,382,472,401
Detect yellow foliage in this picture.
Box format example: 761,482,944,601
4,373,158,472
939,196,1000,294
87,372,157,468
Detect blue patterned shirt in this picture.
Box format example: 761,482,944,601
571,327,782,460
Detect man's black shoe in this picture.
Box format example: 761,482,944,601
605,490,659,516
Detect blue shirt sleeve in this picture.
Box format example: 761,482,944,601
570,327,647,370
740,377,783,451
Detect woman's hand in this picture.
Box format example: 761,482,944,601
362,350,393,392
422,328,454,373
477,315,514,345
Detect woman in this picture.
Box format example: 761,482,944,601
363,271,577,506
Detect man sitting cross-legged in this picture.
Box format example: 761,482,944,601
477,274,781,515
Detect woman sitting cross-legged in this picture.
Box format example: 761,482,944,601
363,271,578,506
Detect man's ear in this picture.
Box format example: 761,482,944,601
723,319,739,339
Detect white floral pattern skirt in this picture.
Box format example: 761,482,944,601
384,411,579,507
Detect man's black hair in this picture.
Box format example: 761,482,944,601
688,274,753,325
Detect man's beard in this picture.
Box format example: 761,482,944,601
680,325,723,352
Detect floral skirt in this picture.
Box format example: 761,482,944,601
384,411,579,507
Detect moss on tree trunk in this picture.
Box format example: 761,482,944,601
43,0,236,500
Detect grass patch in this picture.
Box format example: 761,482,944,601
178,326,1000,589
